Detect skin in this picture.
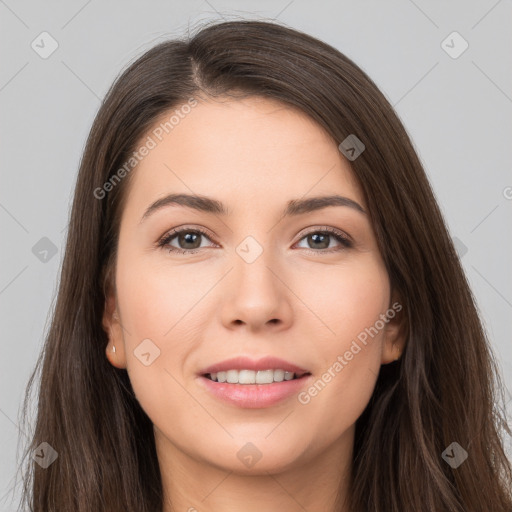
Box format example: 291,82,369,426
103,95,405,512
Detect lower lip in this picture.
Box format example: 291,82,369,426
198,374,312,408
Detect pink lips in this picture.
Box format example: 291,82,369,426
197,356,312,409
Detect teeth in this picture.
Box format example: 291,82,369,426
226,369,239,383
273,369,285,382
206,369,300,384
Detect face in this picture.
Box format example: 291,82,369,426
103,95,404,476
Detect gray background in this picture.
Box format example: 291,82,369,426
1,0,511,509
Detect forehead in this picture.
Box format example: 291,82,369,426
123,96,365,215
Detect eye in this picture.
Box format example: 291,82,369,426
157,227,216,254
157,225,353,255
295,227,352,253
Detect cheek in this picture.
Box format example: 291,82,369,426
293,256,390,356
116,238,216,344
113,250,210,420
293,260,389,439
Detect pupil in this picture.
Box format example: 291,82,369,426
180,232,200,249
310,233,328,249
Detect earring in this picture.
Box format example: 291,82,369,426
112,345,116,353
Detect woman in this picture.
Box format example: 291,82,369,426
17,19,512,512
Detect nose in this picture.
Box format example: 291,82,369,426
219,247,294,333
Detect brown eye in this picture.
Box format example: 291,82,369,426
295,227,352,253
158,228,215,254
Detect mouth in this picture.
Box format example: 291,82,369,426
203,369,311,384
197,356,312,408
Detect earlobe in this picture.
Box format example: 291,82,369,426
105,338,125,368
102,290,127,369
382,338,406,364
381,338,404,365
104,321,127,369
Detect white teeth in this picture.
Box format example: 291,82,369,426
273,369,285,382
226,370,238,383
256,369,273,384
206,369,301,384
239,369,256,384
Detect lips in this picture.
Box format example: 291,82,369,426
197,356,312,408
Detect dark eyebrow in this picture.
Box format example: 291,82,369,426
140,193,366,223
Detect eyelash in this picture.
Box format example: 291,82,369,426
157,226,353,255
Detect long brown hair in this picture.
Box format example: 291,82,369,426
15,19,512,511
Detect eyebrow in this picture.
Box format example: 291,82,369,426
140,193,366,223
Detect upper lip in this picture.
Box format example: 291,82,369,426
200,356,310,376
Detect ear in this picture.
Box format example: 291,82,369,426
380,293,407,365
102,286,127,369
